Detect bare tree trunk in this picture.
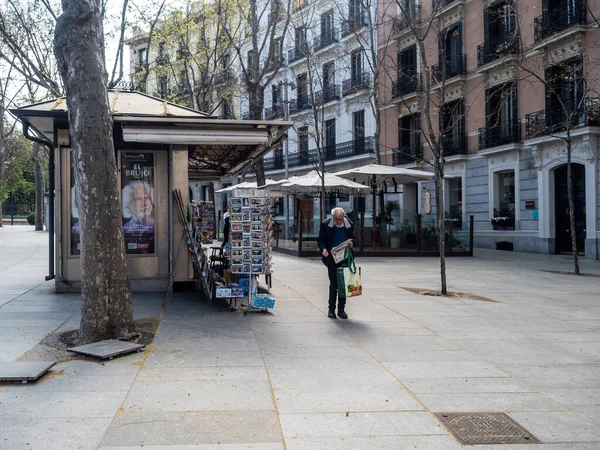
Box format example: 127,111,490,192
32,143,44,230
54,0,135,344
249,86,266,186
435,159,447,295
566,138,580,274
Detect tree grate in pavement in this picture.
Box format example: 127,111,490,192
435,412,541,445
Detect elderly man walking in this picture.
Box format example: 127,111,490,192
317,207,356,319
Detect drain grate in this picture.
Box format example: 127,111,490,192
435,412,541,445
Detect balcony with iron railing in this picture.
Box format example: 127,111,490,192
341,12,368,38
525,98,600,139
392,71,422,98
534,0,586,41
477,34,519,67
434,0,462,11
393,144,422,165
264,154,285,170
478,120,520,150
440,133,467,156
288,44,308,64
266,55,286,72
432,54,467,82
342,73,371,96
392,5,421,35
214,71,234,85
264,136,375,169
315,28,339,50
265,103,284,120
314,85,341,104
288,96,311,115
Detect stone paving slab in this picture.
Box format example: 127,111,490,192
508,412,600,443
100,410,283,447
417,392,569,412
285,435,464,450
101,445,284,450
279,411,445,438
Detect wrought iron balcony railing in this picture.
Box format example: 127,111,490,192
264,155,285,170
478,120,520,150
477,34,519,67
440,133,467,156
534,0,586,41
288,44,308,64
392,71,422,98
289,96,311,115
432,54,466,81
214,71,234,85
315,28,339,50
264,137,375,169
265,103,284,120
266,55,286,72
435,0,459,8
525,98,600,139
341,12,368,38
314,85,341,104
392,5,421,34
393,144,422,165
342,73,371,96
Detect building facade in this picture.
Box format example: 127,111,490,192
378,0,600,259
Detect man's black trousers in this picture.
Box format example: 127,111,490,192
327,261,346,310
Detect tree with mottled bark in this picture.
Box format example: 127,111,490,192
54,0,135,343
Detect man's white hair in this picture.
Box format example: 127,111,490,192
331,207,345,216
122,180,154,218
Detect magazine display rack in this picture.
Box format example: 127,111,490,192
190,201,215,245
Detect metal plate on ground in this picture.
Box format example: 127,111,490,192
68,339,145,360
0,362,56,384
435,412,541,445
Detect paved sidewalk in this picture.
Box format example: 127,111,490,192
1,225,599,449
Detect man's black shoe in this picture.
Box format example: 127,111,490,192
337,308,348,320
328,309,336,319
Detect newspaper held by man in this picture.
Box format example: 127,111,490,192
331,238,354,264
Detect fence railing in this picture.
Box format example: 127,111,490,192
478,120,520,150
525,98,600,139
341,12,368,38
432,54,466,81
392,71,422,98
476,33,519,67
392,5,421,34
342,73,371,96
393,145,422,165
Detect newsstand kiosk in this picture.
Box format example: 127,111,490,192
11,90,291,295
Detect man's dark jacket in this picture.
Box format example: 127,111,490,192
317,217,356,266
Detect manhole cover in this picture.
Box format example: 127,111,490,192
435,412,541,445
68,339,145,360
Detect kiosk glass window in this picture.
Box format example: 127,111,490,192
70,151,81,255
121,153,156,254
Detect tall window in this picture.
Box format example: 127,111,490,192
440,100,466,155
247,50,255,71
298,127,309,164
297,73,308,107
351,51,363,84
273,37,283,63
158,42,168,62
349,0,363,22
272,84,280,106
398,113,421,157
447,178,463,223
485,83,518,145
158,75,168,97
485,0,516,46
494,171,515,219
137,48,147,68
353,110,365,153
545,57,583,123
222,99,232,119
438,23,463,78
323,61,335,92
321,10,334,45
295,26,307,53
325,119,336,159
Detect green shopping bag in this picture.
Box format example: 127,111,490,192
336,249,362,298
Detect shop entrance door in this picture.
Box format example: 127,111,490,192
554,163,586,254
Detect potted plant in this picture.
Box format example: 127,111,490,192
422,222,438,250
491,208,515,230
390,225,403,249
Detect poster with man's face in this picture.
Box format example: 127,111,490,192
121,153,155,254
